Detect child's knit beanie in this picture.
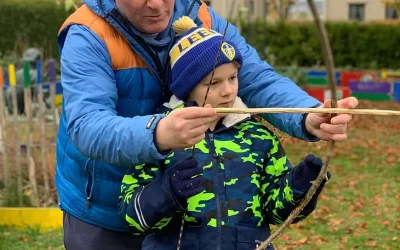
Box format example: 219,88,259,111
169,16,243,100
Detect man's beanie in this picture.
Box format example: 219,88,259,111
169,16,243,100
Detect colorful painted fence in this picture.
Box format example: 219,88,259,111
306,70,342,86
349,80,392,101
304,70,400,103
395,82,400,103
1,62,63,106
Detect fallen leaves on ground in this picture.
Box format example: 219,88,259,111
272,101,400,249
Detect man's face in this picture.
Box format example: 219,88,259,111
188,63,239,110
115,0,175,34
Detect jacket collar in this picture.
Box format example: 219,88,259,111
84,0,202,42
83,0,203,78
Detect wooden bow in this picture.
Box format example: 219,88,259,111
256,0,339,249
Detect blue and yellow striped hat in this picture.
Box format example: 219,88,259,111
169,16,243,100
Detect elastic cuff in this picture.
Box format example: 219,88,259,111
301,104,321,142
161,173,187,212
153,119,172,156
148,114,172,157
292,187,306,202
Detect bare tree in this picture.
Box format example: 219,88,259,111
381,0,400,11
268,0,298,20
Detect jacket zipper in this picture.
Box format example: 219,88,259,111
209,116,251,248
208,132,222,250
84,159,94,208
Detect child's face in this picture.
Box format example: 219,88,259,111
187,63,239,109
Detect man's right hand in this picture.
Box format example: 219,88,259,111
155,104,219,151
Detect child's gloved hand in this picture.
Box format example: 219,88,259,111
167,159,205,201
292,154,331,194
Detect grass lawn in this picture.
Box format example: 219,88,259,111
1,101,399,250
272,101,400,249
0,227,63,250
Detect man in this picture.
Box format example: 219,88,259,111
57,0,358,249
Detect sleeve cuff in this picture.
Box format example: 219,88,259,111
153,119,172,156
161,172,187,211
301,104,321,142
146,114,172,158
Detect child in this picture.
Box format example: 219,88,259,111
118,16,330,250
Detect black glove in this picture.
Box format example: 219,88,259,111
292,154,331,196
167,159,205,201
289,154,331,222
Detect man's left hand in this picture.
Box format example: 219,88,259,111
305,97,359,142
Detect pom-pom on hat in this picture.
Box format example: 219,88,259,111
169,16,243,101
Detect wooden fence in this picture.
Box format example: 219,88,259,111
0,59,61,207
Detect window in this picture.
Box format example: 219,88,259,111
349,4,365,21
203,0,211,7
385,6,399,19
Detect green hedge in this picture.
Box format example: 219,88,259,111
0,0,73,64
0,0,399,69
240,20,400,69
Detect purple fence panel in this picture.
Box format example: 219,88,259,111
349,80,392,94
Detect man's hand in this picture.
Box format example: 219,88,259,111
305,97,359,142
155,104,219,151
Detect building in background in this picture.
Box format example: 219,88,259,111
203,0,324,21
203,0,267,21
204,0,398,22
291,0,324,20
324,0,399,22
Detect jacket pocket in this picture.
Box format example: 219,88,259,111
236,224,274,250
84,159,95,208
